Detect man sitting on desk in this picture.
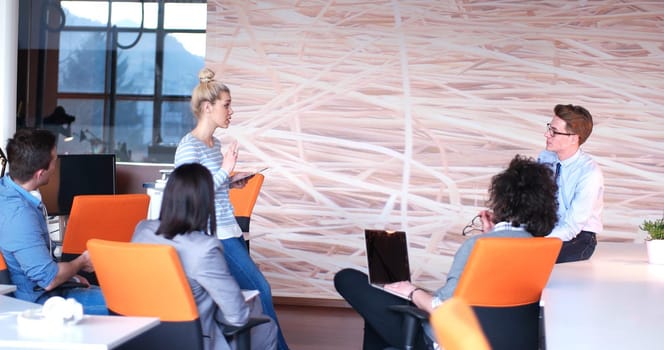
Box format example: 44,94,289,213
0,129,107,314
538,104,604,263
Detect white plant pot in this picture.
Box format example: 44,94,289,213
646,240,664,265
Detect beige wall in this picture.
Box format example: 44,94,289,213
206,1,664,298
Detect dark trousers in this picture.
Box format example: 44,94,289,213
556,231,597,264
333,268,428,350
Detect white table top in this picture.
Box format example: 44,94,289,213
0,284,16,295
0,295,159,350
542,242,664,349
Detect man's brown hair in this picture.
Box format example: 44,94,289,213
554,104,593,145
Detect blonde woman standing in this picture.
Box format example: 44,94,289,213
175,68,289,350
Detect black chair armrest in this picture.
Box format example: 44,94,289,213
223,316,271,350
388,305,430,320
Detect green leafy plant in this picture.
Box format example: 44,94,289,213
640,217,664,240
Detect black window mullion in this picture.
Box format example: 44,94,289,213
152,0,165,144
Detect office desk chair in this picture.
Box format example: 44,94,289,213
87,239,269,350
390,237,561,350
0,251,11,285
61,194,150,259
430,297,491,350
229,173,265,250
454,237,561,350
0,250,16,297
60,194,149,285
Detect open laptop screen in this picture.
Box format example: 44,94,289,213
365,229,411,285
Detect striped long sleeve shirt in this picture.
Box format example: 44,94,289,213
174,133,242,240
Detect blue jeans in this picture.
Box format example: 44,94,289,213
556,231,597,264
221,237,290,350
37,285,109,315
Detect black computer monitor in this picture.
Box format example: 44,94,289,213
41,154,117,216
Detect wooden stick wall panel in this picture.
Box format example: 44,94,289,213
206,1,664,298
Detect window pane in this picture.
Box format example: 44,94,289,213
111,2,158,29
164,3,207,30
163,33,205,95
54,99,105,155
53,0,208,164
58,32,106,93
115,101,154,162
62,1,108,27
117,32,156,95
161,101,195,145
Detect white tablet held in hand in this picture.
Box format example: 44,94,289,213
230,167,268,184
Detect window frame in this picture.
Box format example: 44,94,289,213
19,0,206,163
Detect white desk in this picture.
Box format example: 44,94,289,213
0,284,16,295
542,242,664,349
0,295,159,350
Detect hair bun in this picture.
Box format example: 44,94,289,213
198,67,215,84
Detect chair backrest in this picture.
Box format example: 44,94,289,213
454,237,562,306
61,194,150,256
0,250,11,284
229,173,264,233
87,239,203,350
430,297,491,350
453,236,561,350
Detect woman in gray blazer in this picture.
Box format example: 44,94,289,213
132,163,277,350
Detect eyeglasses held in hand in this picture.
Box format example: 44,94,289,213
462,215,483,236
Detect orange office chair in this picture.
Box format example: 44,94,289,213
390,237,561,350
430,297,491,350
60,194,149,285
0,250,15,297
61,194,150,261
87,239,269,350
0,251,11,285
453,237,561,350
229,173,264,250
229,173,264,233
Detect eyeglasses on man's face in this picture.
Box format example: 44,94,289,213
546,123,575,137
462,215,483,236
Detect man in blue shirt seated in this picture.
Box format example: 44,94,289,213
538,104,603,263
0,128,107,314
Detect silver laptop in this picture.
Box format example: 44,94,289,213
365,229,411,299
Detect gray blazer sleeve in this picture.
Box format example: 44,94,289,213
193,240,250,326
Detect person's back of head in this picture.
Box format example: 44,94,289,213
6,128,56,183
487,155,558,236
157,163,216,239
554,104,593,145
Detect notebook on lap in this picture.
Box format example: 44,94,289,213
364,229,411,299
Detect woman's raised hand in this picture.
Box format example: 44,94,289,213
221,140,239,175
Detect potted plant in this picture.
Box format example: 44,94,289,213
641,217,664,264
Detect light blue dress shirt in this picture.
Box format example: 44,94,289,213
538,149,604,241
0,176,58,302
